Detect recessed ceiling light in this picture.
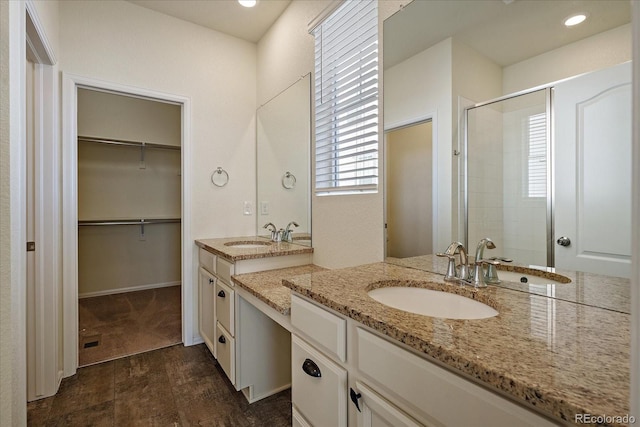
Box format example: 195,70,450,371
564,13,587,27
238,0,257,7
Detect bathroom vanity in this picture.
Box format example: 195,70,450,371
283,262,630,427
195,237,313,403
195,238,630,426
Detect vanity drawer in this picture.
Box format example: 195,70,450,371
216,257,235,285
215,280,235,336
292,335,347,427
291,294,346,362
198,248,216,275
215,322,235,385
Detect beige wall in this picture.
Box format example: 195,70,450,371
77,88,181,147
386,121,433,258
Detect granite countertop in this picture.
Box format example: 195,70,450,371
231,264,327,315
195,236,313,262
387,254,631,314
282,262,630,426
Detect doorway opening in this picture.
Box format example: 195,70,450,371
76,89,183,366
385,120,434,258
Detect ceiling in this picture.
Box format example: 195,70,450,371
384,0,631,69
128,0,292,43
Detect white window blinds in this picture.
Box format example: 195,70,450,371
526,112,547,198
313,0,379,194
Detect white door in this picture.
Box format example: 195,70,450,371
554,62,632,277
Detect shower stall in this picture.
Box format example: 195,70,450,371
463,62,632,277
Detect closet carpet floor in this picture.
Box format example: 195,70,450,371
79,285,182,367
27,344,292,426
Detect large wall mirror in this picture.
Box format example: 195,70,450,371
256,74,311,245
383,0,631,277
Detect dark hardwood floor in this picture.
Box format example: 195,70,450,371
27,344,292,426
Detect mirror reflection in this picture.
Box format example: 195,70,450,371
383,0,631,278
256,74,311,245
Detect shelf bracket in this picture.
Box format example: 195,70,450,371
139,142,146,169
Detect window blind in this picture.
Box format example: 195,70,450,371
313,0,379,194
527,112,547,198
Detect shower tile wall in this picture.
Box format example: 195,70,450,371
502,106,547,266
467,105,504,256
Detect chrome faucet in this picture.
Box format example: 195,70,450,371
263,222,280,242
471,238,499,287
473,237,496,263
283,221,299,242
436,242,470,282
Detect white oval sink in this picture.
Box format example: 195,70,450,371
498,270,569,286
224,241,272,249
368,287,498,320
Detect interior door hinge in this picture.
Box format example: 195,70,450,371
26,241,35,252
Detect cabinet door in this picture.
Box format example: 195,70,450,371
354,381,424,427
292,335,347,427
198,267,216,356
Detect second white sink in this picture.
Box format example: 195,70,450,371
368,287,498,320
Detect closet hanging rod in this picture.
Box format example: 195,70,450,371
77,136,181,151
78,218,181,226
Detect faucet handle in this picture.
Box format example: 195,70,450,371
436,253,458,282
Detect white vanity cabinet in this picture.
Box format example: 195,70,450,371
198,249,217,357
290,294,560,427
197,244,311,403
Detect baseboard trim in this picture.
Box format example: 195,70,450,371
78,281,181,299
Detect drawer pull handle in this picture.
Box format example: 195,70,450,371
350,388,362,412
218,335,226,344
302,358,321,378
217,290,226,298
209,278,214,284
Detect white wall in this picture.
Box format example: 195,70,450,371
58,0,257,345
503,24,632,94
257,0,403,268
1,1,27,424
384,39,453,252
59,0,257,239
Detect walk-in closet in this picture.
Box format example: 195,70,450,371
77,89,182,366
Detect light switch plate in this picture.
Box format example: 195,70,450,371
260,201,269,215
243,201,253,215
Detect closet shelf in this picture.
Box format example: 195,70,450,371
78,218,181,226
78,135,181,151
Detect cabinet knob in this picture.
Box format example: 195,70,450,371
217,290,226,298
350,388,362,412
302,358,321,378
209,278,214,284
218,335,226,344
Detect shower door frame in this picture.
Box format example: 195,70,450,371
462,86,554,266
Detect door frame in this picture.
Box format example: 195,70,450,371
61,74,193,377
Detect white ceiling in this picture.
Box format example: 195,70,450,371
128,0,292,43
384,0,631,69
